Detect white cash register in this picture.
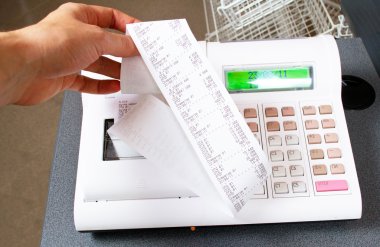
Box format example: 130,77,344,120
74,35,361,231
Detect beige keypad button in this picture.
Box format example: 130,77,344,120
274,182,289,194
247,122,258,132
288,149,302,161
267,121,280,132
272,166,286,177
290,165,304,177
319,105,332,114
281,106,295,116
268,135,282,146
330,164,345,174
313,164,327,175
322,119,335,128
285,135,299,145
265,107,278,117
327,148,342,158
307,134,321,144
244,108,257,118
283,121,297,131
310,149,324,159
270,150,284,162
324,133,339,143
305,120,319,129
303,106,316,115
292,181,307,193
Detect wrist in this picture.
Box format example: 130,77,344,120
0,28,40,105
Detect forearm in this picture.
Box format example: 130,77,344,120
0,29,39,105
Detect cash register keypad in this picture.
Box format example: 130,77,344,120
241,102,349,199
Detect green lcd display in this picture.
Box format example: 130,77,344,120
225,66,313,93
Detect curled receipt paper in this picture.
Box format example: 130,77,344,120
109,19,269,215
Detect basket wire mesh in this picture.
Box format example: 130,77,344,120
204,0,350,42
323,0,353,38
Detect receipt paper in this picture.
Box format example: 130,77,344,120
117,19,269,214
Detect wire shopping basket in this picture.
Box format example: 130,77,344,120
203,0,337,41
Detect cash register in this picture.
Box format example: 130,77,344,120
74,35,361,231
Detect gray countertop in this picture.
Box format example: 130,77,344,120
41,38,380,247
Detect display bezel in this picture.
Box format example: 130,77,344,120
224,64,314,93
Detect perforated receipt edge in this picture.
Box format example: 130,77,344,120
127,19,269,213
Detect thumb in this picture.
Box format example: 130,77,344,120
99,31,139,57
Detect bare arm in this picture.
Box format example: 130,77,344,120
0,2,139,106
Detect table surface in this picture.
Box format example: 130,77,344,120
40,38,380,247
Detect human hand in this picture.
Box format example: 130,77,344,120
0,3,139,106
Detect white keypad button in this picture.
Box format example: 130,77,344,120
285,135,299,145
272,166,286,177
254,134,261,145
290,165,304,177
274,182,289,194
270,150,284,162
292,181,307,193
253,185,265,195
268,135,282,146
287,149,302,161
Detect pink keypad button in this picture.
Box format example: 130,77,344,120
315,180,348,192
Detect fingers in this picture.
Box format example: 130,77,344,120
87,5,139,32
98,32,139,57
58,3,140,57
66,75,120,94
85,56,121,79
64,3,139,32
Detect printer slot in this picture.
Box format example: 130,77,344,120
103,119,144,161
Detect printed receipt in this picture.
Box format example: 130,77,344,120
126,19,269,213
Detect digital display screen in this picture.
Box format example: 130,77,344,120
225,66,313,93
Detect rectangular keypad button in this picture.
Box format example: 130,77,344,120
265,107,278,117
322,119,335,128
253,185,265,195
305,120,319,129
307,134,321,144
267,121,280,131
292,181,307,193
270,150,284,162
319,105,332,114
254,134,261,145
244,108,257,118
290,165,304,176
330,164,345,174
313,164,327,175
285,135,299,145
310,149,324,159
324,133,339,143
268,135,282,146
247,122,258,132
272,166,286,177
281,106,295,116
288,149,302,161
303,106,316,115
283,121,297,131
274,182,289,194
327,148,342,158
315,180,348,192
